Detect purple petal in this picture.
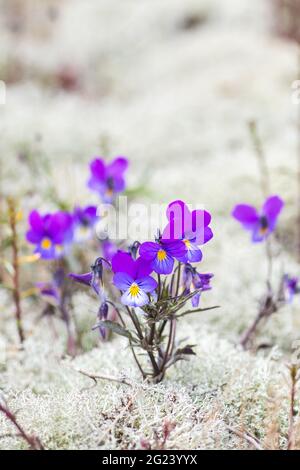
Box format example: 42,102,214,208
107,157,128,178
111,251,136,278
113,272,134,291
178,243,203,263
161,240,187,260
136,275,157,293
135,257,153,277
232,204,259,229
28,210,44,233
152,253,174,275
139,242,160,261
191,292,201,308
90,158,106,181
26,229,43,244
262,195,284,226
69,272,93,287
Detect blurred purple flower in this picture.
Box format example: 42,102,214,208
232,195,284,242
87,157,128,202
284,275,300,303
112,251,157,307
73,205,98,243
139,239,186,275
183,264,213,307
26,210,73,259
162,200,213,263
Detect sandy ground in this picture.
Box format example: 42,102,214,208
0,0,300,449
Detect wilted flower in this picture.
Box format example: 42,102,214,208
183,264,213,307
112,251,157,307
87,157,128,202
162,200,213,263
26,210,73,259
139,239,186,274
72,205,98,243
232,195,284,242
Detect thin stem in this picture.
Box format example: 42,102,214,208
297,45,300,262
175,262,182,298
287,365,298,450
7,198,24,343
248,120,270,198
226,424,264,450
0,401,44,450
76,369,132,387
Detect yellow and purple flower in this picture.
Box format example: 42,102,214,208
87,156,128,202
26,210,73,259
112,251,157,307
162,200,213,263
139,239,187,275
232,195,284,242
183,264,213,307
72,205,98,243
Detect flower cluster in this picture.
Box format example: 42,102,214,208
70,199,215,382
26,156,128,260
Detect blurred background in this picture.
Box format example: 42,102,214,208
1,0,300,347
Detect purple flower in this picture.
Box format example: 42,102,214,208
87,157,128,202
26,210,73,259
232,195,284,242
183,264,213,307
36,268,65,305
73,206,98,243
112,251,157,307
162,200,213,263
69,257,109,296
139,239,187,275
284,275,300,303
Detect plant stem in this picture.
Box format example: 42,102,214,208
0,401,44,450
287,365,298,450
7,198,24,343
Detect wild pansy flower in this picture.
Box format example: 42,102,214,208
36,269,65,305
232,195,284,242
183,264,213,307
139,239,186,275
72,205,97,243
87,156,128,202
284,275,300,303
162,200,213,263
26,210,73,259
112,251,157,307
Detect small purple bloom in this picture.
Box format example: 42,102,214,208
112,251,157,307
69,257,110,296
87,156,128,202
183,264,213,307
162,200,213,263
284,275,300,303
73,205,98,243
139,239,187,275
26,210,73,259
36,268,65,304
232,195,284,242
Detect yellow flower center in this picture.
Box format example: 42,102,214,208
41,238,52,250
157,249,167,261
105,188,113,198
129,283,140,297
183,239,191,249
